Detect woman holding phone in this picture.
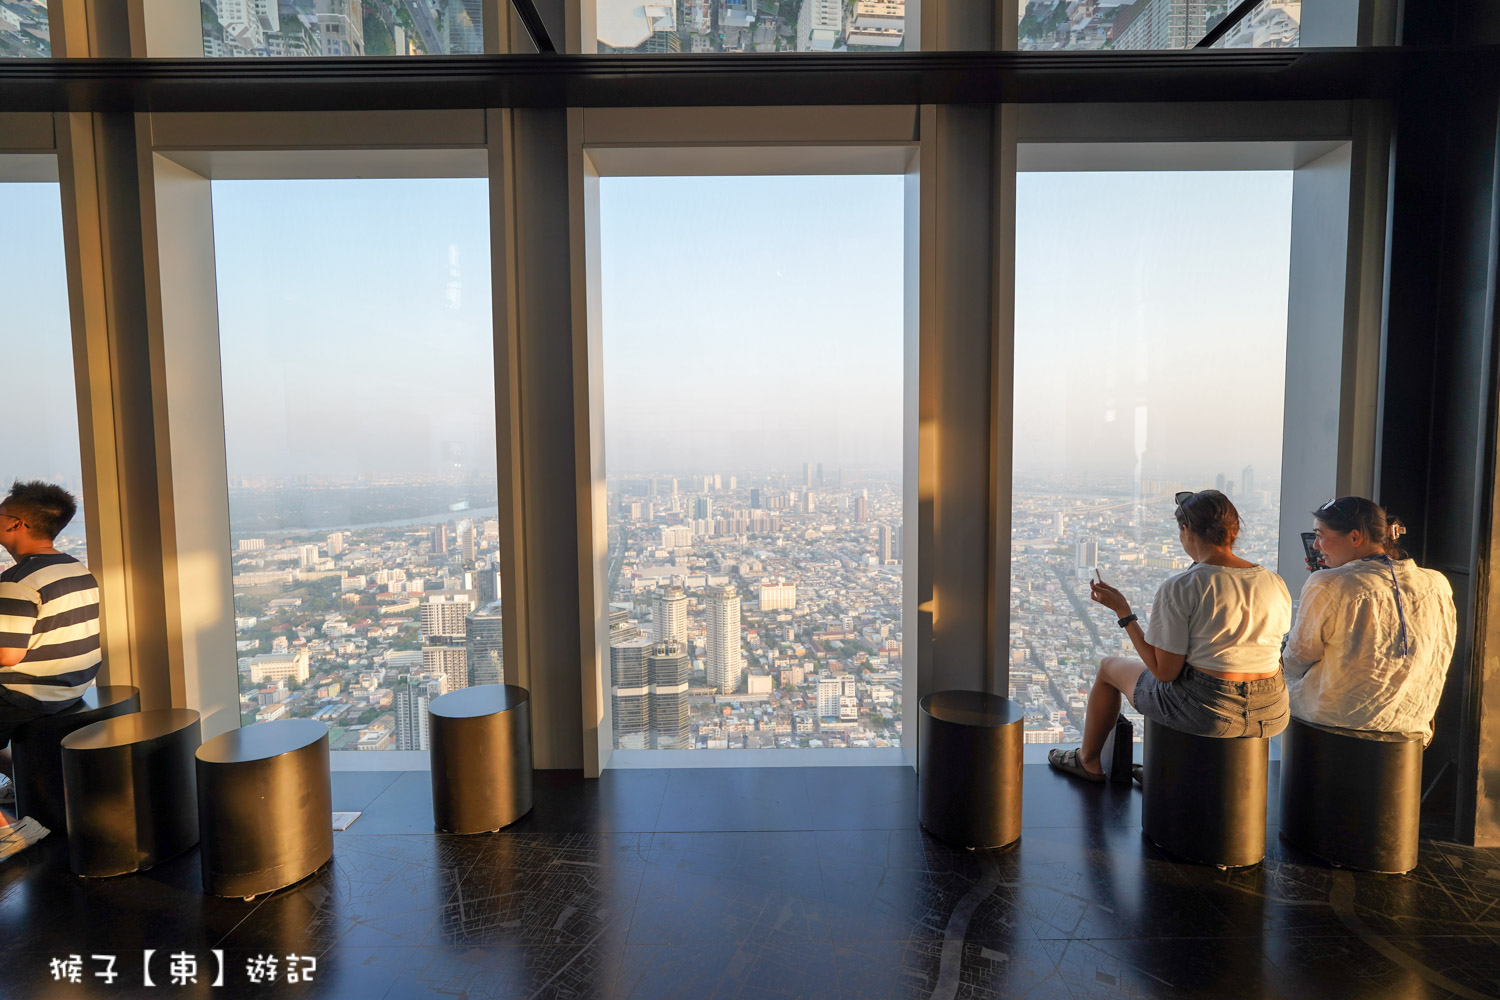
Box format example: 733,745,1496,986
1282,497,1456,743
1049,489,1291,783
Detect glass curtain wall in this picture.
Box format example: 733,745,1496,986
200,1,482,57
596,0,909,53
212,177,499,753
0,182,86,566
1009,169,1292,746
600,173,904,752
1017,0,1301,50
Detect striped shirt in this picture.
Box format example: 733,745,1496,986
0,552,102,708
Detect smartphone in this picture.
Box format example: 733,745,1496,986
1300,531,1325,570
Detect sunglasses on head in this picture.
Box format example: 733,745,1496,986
1174,491,1195,506
1318,497,1358,515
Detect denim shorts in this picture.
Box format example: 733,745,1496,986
1133,664,1290,739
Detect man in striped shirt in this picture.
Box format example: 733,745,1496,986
0,481,101,856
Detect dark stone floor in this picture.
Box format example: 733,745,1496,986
3,764,1498,999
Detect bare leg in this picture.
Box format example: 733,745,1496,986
1078,656,1149,772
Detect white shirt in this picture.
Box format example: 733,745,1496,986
1283,559,1456,739
1145,563,1291,675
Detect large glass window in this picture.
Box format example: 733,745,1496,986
600,174,905,752
200,1,482,57
0,2,51,56
0,182,85,569
1009,169,1292,746
1017,0,1300,50
212,177,499,753
596,0,908,52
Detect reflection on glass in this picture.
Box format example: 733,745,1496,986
1017,0,1299,50
200,0,482,57
0,1,51,57
212,178,499,752
601,175,904,751
1009,171,1292,746
596,0,907,52
0,183,85,570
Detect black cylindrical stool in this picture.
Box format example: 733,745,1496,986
1141,718,1268,867
1280,717,1423,873
195,719,332,898
61,708,201,877
429,684,533,834
917,691,1024,849
12,685,141,833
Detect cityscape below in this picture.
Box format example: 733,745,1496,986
0,0,1303,60
211,466,1282,756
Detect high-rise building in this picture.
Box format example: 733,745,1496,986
311,0,364,56
460,522,476,565
847,0,904,46
423,643,469,695
1076,537,1099,569
421,595,472,640
878,524,895,563
802,490,816,514
610,637,653,749
705,585,743,694
326,531,344,556
432,523,449,555
1052,512,1065,537
1242,465,1256,498
758,581,797,611
1112,0,1209,51
855,496,869,522
694,496,713,520
445,0,483,53
803,461,812,486
466,601,504,686
652,585,689,643
1215,473,1226,492
395,688,430,751
818,676,842,719
797,0,843,50
212,0,280,52
750,487,762,509
649,639,691,749
476,567,501,605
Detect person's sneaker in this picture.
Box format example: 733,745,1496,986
0,774,15,806
0,816,50,861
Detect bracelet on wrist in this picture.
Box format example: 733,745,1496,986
1117,614,1138,628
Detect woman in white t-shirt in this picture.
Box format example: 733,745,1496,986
1049,490,1292,784
1283,496,1456,743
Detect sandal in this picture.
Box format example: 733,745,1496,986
1048,747,1105,783
1132,763,1143,786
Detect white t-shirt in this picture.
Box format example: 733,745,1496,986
1282,559,1456,739
1144,563,1291,675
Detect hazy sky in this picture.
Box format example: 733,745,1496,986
1014,171,1293,485
6,169,1291,493
601,174,906,476
3,184,83,494
212,178,496,481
